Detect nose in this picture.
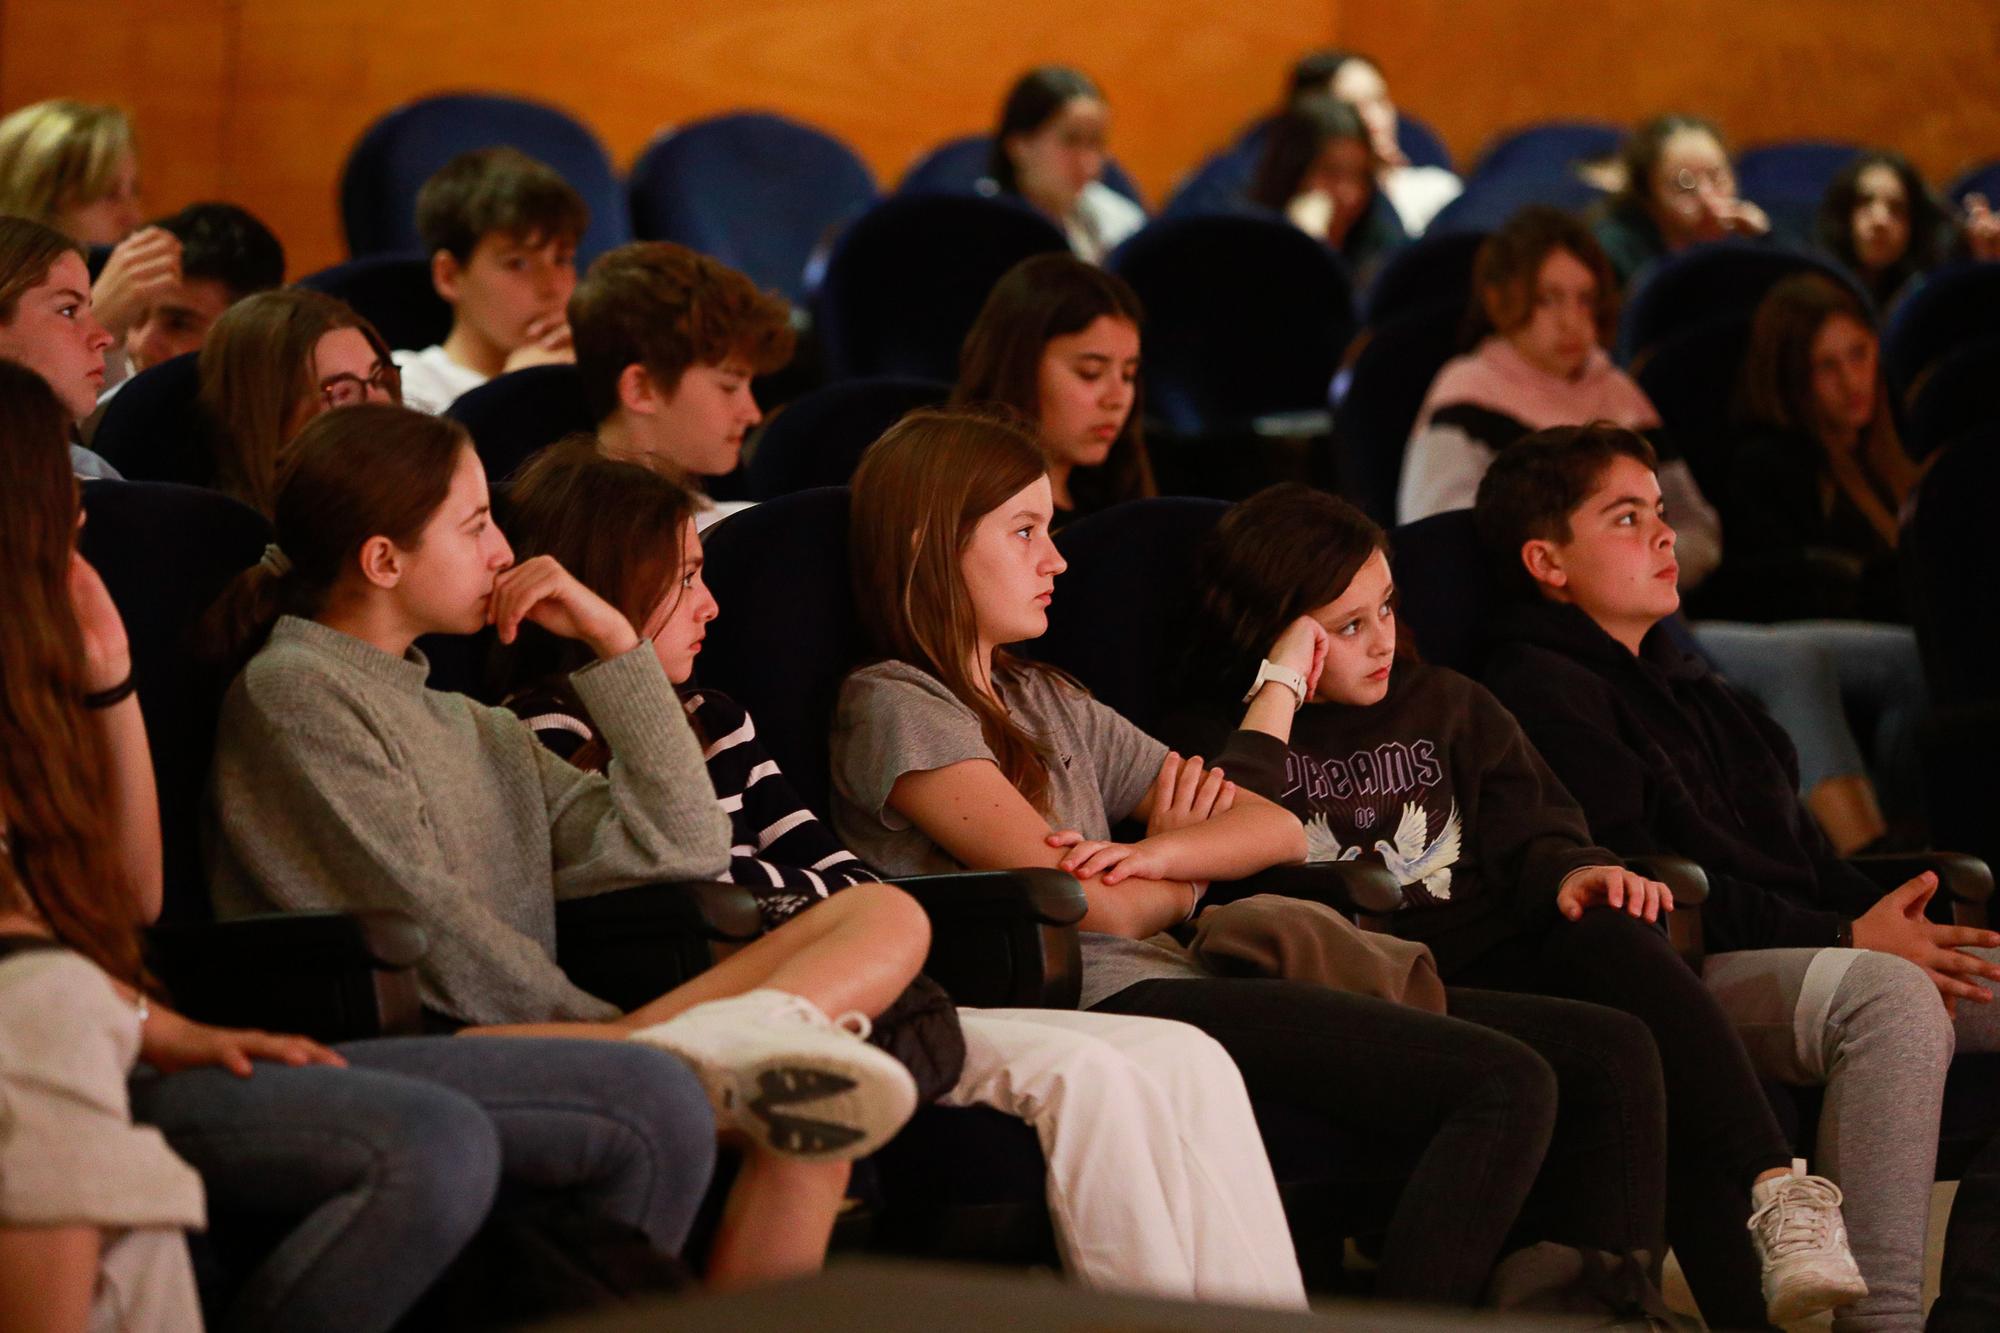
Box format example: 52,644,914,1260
83,309,114,352
491,528,515,568
741,387,763,428
1040,537,1068,576
696,586,720,624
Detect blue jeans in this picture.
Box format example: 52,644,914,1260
129,1036,715,1333
1693,620,1926,810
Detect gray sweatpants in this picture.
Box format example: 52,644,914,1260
1704,947,1958,1333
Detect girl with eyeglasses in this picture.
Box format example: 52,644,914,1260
1592,115,1771,290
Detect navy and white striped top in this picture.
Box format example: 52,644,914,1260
519,687,880,931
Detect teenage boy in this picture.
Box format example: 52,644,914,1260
568,241,794,489
395,148,586,414
121,202,284,377
1475,423,2000,1329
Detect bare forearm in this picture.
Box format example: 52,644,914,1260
1076,875,1196,938
97,696,162,923
0,1225,98,1332
1138,804,1306,881
1238,682,1298,743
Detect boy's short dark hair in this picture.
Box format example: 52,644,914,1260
414,147,588,264
1473,423,1660,595
155,202,285,302
568,241,795,424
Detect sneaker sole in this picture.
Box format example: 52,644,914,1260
1766,1275,1870,1323
704,1052,917,1163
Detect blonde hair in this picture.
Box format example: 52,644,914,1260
0,100,134,227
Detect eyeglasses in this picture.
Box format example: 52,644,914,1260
1669,166,1734,196
319,362,402,408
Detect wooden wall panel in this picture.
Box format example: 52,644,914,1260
3,1,1998,279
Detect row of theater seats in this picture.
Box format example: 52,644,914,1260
83,466,2000,1298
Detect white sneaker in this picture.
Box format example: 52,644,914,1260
628,989,917,1161
1748,1159,1870,1322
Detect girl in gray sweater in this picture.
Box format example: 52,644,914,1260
207,405,927,1287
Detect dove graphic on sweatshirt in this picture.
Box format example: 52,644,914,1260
1374,801,1462,901
1303,813,1364,864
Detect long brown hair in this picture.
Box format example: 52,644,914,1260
1179,484,1391,716
206,406,469,668
198,288,396,514
849,409,1070,810
0,360,146,985
495,437,702,736
953,253,1154,513
0,215,83,322
1737,272,1918,542
1465,205,1621,350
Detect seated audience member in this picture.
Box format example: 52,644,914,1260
0,215,120,477
197,287,399,511
1592,115,1770,289
834,408,1667,1313
1173,482,1937,1329
1393,207,1911,854
569,241,791,498
205,404,928,1287
0,98,188,362
1397,204,1721,589
1729,272,1923,623
497,442,1308,1308
1478,425,1999,1331
1285,49,1462,235
984,67,1145,265
395,147,586,414
0,360,718,1331
1247,94,1407,282
121,201,285,378
1815,152,1956,311
951,253,1152,527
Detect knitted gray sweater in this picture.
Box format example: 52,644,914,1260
208,616,732,1024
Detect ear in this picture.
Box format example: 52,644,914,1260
355,534,405,591
431,250,463,303
616,362,663,417
1520,538,1568,593
1479,281,1512,331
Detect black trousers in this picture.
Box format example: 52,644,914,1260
1093,974,1665,1307
1457,906,1796,1331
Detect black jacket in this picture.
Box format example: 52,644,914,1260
1482,599,1882,954
1724,424,1905,622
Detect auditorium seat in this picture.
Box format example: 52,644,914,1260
296,254,453,352
627,112,878,303
898,132,1146,211
91,352,215,488
745,376,949,499
340,92,630,263
1735,139,1864,244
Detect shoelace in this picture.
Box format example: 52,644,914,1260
770,992,874,1041
1748,1176,1846,1259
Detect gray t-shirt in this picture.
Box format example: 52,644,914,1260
830,658,1208,1007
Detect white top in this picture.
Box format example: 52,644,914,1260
1066,181,1148,265
393,344,490,416
1380,164,1464,237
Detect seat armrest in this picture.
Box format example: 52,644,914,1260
1848,852,1995,928
146,909,428,1042
1622,855,1710,965
1206,861,1405,919
890,870,1086,1010
556,881,764,1012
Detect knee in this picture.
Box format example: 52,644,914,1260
1838,951,1956,1065
847,881,931,961
1562,1004,1667,1107
373,1086,503,1245
1467,1033,1561,1139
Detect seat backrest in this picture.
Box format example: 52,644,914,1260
1386,508,1496,677
1882,261,2000,408
1361,228,1487,327
813,194,1069,381
1949,160,2000,210
696,487,862,816
1735,139,1862,244
295,254,454,352
1903,334,2000,463
78,481,271,922
1617,240,1863,364
444,363,595,483
899,133,1147,210
1424,169,1606,236
1030,497,1228,733
1396,113,1454,174
745,376,950,500
628,112,878,303
92,353,216,487
1904,423,2000,708
1109,214,1356,434
1632,316,1756,497
340,92,630,263
1470,121,1625,186
1159,143,1263,220
1332,313,1463,525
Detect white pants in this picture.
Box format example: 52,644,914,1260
941,1007,1307,1310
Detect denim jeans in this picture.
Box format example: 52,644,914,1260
128,1036,715,1333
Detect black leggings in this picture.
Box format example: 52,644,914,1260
1457,907,1795,1331
1092,976,1664,1306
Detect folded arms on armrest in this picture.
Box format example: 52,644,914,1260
146,909,428,1042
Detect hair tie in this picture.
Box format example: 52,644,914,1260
259,543,293,577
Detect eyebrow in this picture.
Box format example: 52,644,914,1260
1596,494,1653,514
1012,508,1048,523
47,286,88,304
460,504,491,526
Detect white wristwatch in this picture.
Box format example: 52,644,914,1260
1244,658,1308,710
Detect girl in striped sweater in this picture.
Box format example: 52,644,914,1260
499,438,1309,1309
